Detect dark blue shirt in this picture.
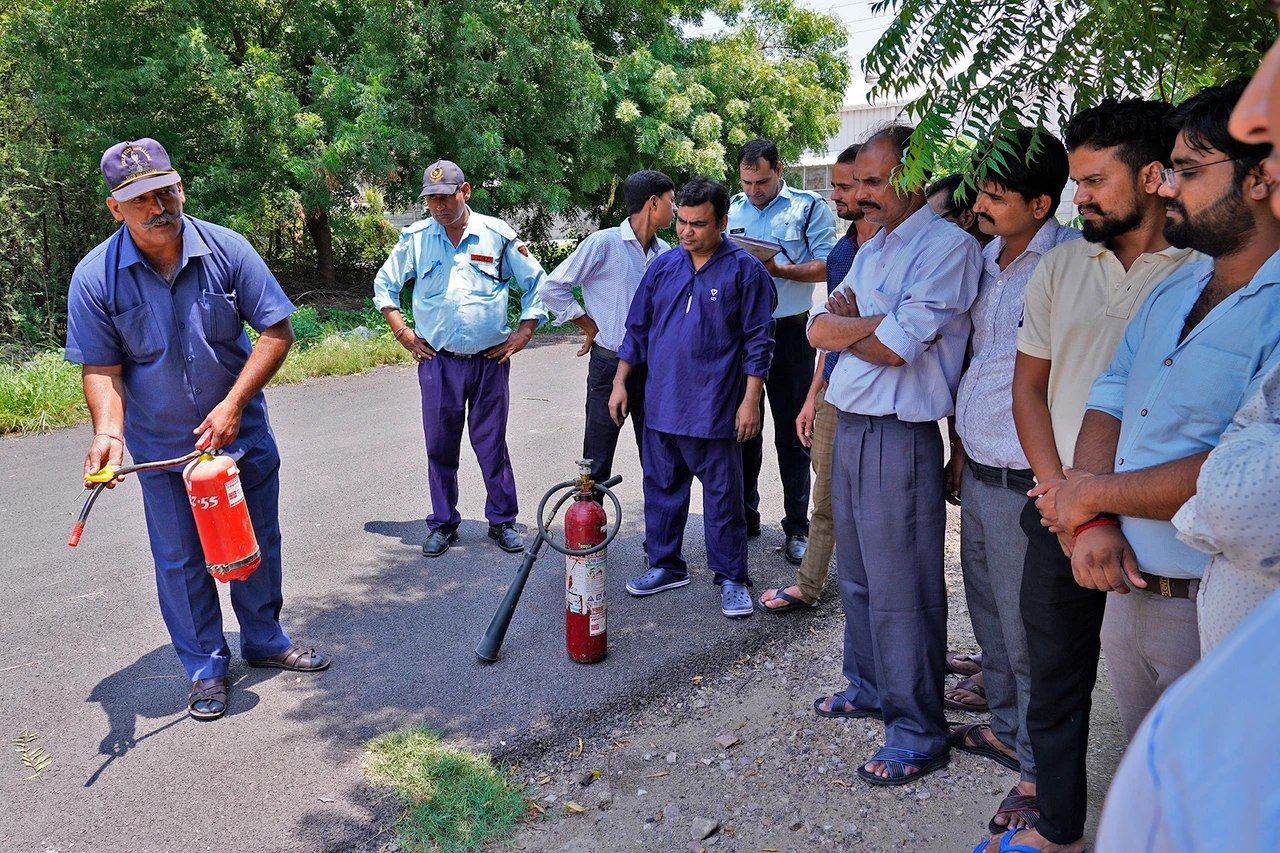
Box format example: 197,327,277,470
822,231,859,383
65,215,295,462
619,238,777,439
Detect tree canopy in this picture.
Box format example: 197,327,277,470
863,0,1276,188
0,0,847,342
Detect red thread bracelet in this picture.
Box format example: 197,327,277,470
95,432,123,443
1073,517,1120,539
393,326,413,340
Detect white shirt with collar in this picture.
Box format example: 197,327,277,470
541,218,670,352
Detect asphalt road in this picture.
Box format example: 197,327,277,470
0,334,820,853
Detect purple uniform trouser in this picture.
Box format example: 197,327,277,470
418,353,518,531
642,428,749,585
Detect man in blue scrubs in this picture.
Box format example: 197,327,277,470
610,177,777,618
65,138,329,723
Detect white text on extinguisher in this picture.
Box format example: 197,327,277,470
189,495,220,510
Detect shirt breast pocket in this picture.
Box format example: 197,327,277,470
470,261,503,283
201,292,243,343
113,302,165,363
1171,345,1256,425
779,224,807,263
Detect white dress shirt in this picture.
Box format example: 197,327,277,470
541,218,669,352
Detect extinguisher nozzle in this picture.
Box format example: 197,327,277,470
68,522,84,547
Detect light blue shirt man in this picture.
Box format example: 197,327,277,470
728,181,837,318
811,204,982,422
541,218,669,352
1086,252,1280,579
372,209,548,355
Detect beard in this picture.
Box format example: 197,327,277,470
1163,183,1256,258
1079,201,1144,243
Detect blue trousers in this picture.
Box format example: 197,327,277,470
418,353,518,531
642,428,749,585
831,412,948,757
138,432,292,682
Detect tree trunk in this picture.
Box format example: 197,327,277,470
304,207,335,290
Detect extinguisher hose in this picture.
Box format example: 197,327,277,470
68,449,206,547
535,474,623,558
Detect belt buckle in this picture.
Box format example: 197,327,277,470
1158,576,1173,598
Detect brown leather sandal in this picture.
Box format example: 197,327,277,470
188,676,228,721
246,645,331,672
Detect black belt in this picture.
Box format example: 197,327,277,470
1137,572,1196,599
966,459,1036,494
435,348,478,359
774,311,810,328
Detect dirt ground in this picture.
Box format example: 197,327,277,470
491,506,1127,853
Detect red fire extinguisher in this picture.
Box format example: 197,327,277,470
564,460,608,663
70,435,261,583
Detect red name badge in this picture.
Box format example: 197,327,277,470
471,254,495,263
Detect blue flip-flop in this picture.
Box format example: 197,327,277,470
855,745,949,786
971,828,1086,853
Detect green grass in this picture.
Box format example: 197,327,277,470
362,727,529,853
271,331,411,385
0,350,87,433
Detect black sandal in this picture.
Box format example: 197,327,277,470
246,645,331,672
188,676,228,721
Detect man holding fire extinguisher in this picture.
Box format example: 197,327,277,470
65,138,330,723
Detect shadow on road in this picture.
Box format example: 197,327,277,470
83,640,279,787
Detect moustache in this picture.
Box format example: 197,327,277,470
142,212,181,228
1078,204,1103,217
857,201,881,211
1163,199,1187,216
977,213,994,224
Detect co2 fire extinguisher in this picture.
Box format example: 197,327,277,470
564,461,609,663
70,434,261,583
475,460,623,664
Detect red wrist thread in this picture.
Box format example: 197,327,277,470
1073,517,1120,540
95,432,123,443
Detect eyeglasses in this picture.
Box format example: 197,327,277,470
1158,157,1243,189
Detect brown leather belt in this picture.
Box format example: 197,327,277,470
1137,572,1194,599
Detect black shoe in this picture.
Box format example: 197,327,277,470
784,534,807,565
747,523,762,539
422,529,458,557
488,522,524,553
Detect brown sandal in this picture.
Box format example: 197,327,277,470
246,645,331,672
943,676,989,711
188,676,228,721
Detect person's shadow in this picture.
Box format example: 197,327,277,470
83,642,265,787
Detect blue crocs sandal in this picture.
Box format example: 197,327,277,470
855,745,949,787
626,567,691,596
721,581,754,618
972,828,1076,853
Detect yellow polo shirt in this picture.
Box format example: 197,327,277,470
1016,239,1202,467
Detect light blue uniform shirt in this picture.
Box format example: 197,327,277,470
65,215,294,463
1086,252,1280,579
1095,586,1280,852
811,204,982,423
372,209,548,355
728,182,837,318
541,218,669,352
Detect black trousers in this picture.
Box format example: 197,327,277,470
742,314,813,537
1019,498,1107,844
583,345,645,484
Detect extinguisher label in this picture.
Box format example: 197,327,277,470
224,473,245,507
566,551,606,618
589,608,606,636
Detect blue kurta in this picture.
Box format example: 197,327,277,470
619,238,777,439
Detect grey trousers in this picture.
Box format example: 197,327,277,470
832,412,948,757
960,467,1036,782
1100,581,1201,741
